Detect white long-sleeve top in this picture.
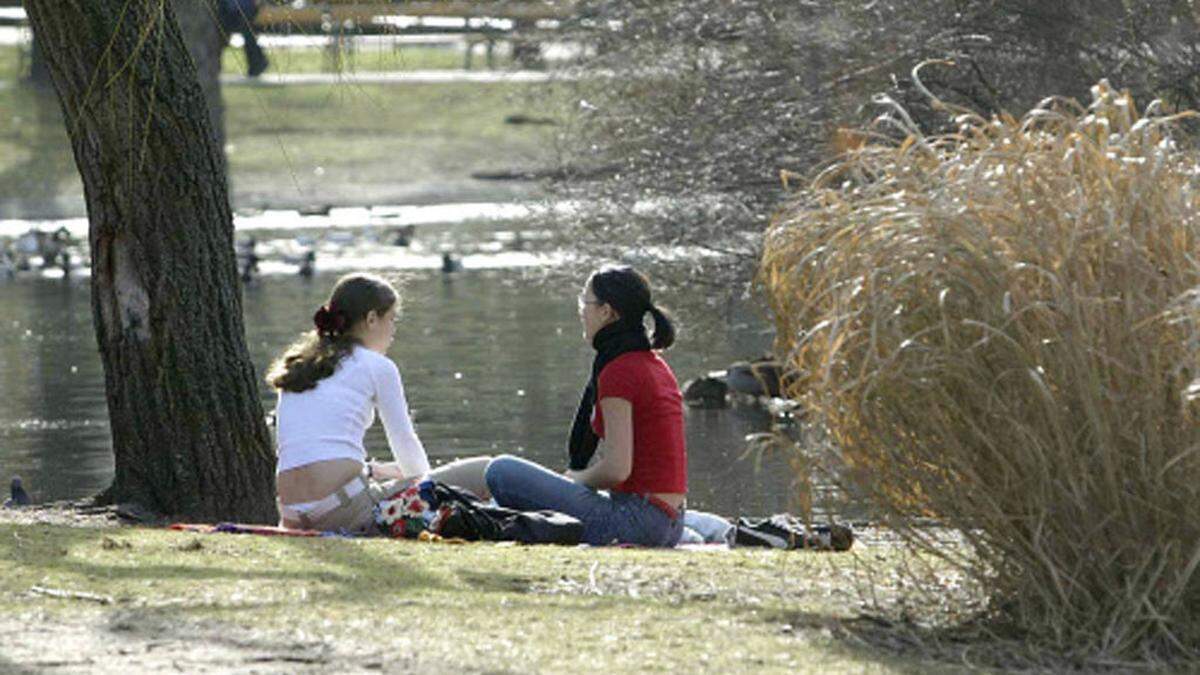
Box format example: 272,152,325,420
275,345,431,479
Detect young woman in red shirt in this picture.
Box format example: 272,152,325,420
485,265,687,546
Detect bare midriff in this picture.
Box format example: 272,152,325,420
277,458,364,506
652,493,686,510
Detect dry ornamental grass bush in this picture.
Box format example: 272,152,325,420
760,77,1200,664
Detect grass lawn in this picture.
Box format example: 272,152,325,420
222,80,564,194
0,520,964,673
0,44,22,81
0,43,569,215
218,78,565,210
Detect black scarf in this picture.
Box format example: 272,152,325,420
567,320,651,470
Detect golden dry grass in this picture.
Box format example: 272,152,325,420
760,78,1200,664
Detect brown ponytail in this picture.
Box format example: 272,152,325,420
267,273,398,392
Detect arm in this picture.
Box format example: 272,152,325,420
371,357,432,481
570,397,633,489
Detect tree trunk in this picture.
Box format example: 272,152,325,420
23,0,277,523
26,38,53,88
170,0,228,149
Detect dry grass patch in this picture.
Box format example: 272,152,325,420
761,77,1200,666
0,518,970,673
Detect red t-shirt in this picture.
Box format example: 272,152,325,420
591,351,688,495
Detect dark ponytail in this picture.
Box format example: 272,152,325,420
589,264,677,350
647,304,675,350
267,273,398,392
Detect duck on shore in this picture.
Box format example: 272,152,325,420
282,249,317,278
441,252,463,274
298,250,316,278
39,227,74,274
391,225,416,247
14,229,43,270
237,237,260,283
682,356,796,409
682,375,729,409
4,476,30,508
725,357,784,398
0,242,15,280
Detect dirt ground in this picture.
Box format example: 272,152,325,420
4,507,308,673
0,506,401,674
0,612,374,674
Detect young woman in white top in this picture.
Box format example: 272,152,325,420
267,273,489,532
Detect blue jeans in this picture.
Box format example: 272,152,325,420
485,455,683,547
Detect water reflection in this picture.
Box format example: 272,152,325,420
0,87,82,218
0,278,113,499
0,30,805,518
1,270,799,516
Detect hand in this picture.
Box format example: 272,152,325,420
367,461,401,482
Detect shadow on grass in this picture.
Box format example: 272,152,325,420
754,606,1097,673
0,522,454,667
0,522,447,593
0,654,37,675
455,567,537,594
99,606,359,670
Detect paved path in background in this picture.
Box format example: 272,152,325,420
221,69,560,86
1,69,574,88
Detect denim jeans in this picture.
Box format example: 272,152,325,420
484,455,683,547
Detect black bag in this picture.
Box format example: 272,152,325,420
428,482,584,545
733,514,854,551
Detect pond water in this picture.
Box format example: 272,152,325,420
0,51,805,520
0,230,802,518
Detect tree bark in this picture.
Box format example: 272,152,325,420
170,0,227,149
23,0,277,522
26,38,53,88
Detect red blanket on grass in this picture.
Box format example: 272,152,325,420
169,522,330,537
